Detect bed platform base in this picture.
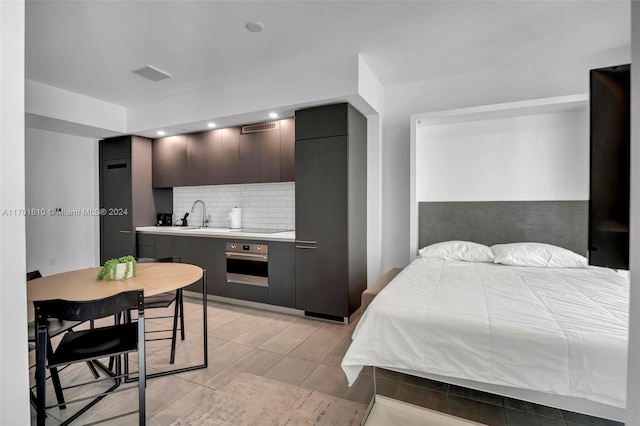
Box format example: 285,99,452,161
360,366,624,424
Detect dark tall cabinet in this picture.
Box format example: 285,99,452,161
589,64,630,269
100,136,156,263
294,103,367,320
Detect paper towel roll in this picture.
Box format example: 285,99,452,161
228,207,242,229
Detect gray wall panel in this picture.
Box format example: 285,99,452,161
418,201,588,256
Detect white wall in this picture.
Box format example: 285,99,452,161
25,79,127,134
25,128,100,275
415,109,589,202
0,0,29,423
381,46,630,272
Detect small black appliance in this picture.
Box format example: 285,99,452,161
156,213,173,227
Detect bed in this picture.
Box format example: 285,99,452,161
341,201,629,422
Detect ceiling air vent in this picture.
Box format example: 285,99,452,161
242,121,279,134
133,65,172,82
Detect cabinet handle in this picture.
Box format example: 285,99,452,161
107,163,127,169
295,240,317,244
295,245,316,249
119,230,131,234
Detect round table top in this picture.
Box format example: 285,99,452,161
27,263,203,321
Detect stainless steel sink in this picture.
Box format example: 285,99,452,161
186,227,232,232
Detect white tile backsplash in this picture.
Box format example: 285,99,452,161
173,182,295,230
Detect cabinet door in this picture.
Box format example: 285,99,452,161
279,118,295,182
295,136,348,244
152,135,187,188
174,236,227,296
295,242,348,317
154,235,174,259
268,242,295,308
100,159,134,263
204,129,223,184
240,130,281,183
221,128,241,184
100,136,131,161
295,136,349,317
259,129,281,182
187,132,206,186
295,103,348,140
240,132,261,183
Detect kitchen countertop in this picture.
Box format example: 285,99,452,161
136,226,296,242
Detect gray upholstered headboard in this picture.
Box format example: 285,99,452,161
418,201,588,256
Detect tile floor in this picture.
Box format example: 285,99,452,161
30,297,623,426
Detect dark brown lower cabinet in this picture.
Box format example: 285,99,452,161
268,242,295,308
136,234,295,306
173,236,227,296
295,242,348,318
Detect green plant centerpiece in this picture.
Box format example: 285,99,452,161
97,255,137,281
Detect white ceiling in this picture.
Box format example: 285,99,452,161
26,1,630,109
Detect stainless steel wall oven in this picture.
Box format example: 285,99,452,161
225,242,268,287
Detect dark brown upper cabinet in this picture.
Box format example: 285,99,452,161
204,127,241,185
280,118,295,182
240,128,281,183
152,119,293,188
152,135,187,188
186,132,206,185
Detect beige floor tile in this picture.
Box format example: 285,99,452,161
321,333,353,366
300,363,350,399
78,373,200,426
207,314,265,341
174,341,254,384
201,348,283,389
146,335,225,371
230,315,297,347
262,355,319,386
258,319,322,354
288,325,346,362
205,307,245,331
148,383,216,425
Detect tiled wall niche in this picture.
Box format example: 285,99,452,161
173,182,295,230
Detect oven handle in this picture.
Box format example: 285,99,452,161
225,252,268,261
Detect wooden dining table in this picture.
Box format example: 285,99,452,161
27,262,208,378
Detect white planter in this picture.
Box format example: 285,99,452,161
109,262,134,281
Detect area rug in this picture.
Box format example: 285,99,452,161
170,373,367,426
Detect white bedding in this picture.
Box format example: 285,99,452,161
341,258,629,408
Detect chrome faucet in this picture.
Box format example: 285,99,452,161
191,200,208,228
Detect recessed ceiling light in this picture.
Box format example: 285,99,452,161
157,130,166,136
246,21,264,33
207,122,216,128
268,112,278,119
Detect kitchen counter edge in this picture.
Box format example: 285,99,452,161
136,227,296,242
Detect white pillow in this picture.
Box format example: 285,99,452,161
418,241,495,263
491,242,587,268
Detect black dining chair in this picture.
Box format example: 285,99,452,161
34,289,146,426
137,256,185,364
26,270,99,411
